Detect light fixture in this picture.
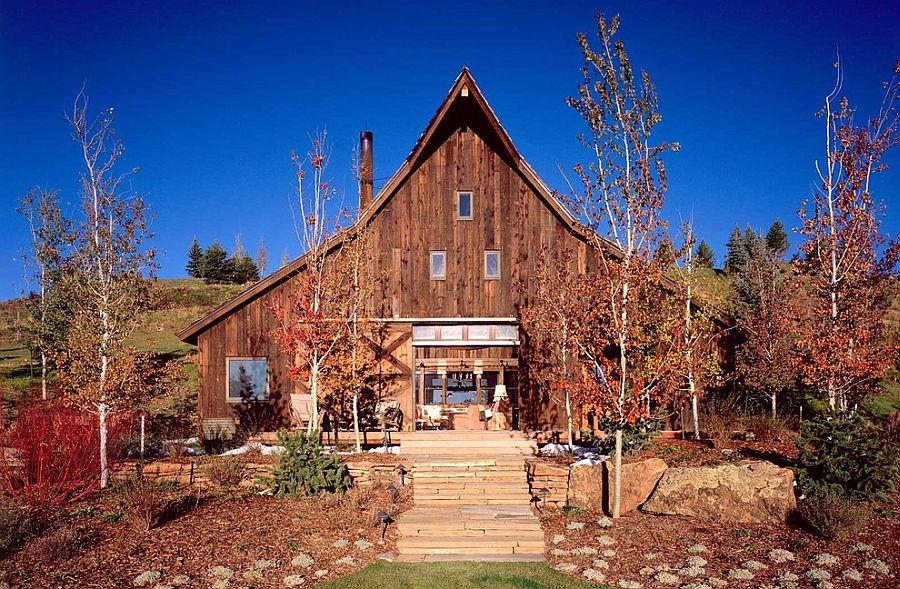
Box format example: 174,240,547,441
377,510,393,542
387,483,400,503
494,384,508,399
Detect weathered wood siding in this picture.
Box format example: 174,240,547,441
195,104,589,431
363,105,591,320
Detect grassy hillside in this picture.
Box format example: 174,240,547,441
0,278,245,408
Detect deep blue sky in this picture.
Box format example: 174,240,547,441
2,0,898,301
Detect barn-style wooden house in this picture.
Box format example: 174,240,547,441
178,68,728,441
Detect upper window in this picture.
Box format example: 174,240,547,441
456,191,473,220
227,358,269,403
430,250,446,280
485,250,501,280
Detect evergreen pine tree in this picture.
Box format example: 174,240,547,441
695,240,716,269
186,238,204,278
725,227,748,273
743,224,766,262
765,219,789,259
203,241,229,283
228,254,260,283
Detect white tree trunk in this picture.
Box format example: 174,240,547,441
612,429,623,518
99,401,109,489
352,392,361,454
771,391,777,419
308,361,319,435
691,391,700,440
41,351,48,400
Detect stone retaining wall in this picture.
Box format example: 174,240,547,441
114,456,406,489
525,459,569,508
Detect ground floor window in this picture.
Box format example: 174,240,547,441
226,357,269,402
415,369,513,406
422,372,443,404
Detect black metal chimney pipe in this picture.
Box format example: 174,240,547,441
359,130,374,211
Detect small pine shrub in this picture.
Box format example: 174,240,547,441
204,456,244,487
795,412,900,502
796,488,868,539
269,430,351,497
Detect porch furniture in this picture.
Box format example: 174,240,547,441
465,404,489,430
375,399,404,431
416,404,446,430
488,385,510,431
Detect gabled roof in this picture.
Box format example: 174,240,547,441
178,68,625,344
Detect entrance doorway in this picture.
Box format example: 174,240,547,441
414,363,518,431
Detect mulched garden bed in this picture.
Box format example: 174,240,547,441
540,434,802,470
540,503,899,588
634,435,801,468
0,483,412,589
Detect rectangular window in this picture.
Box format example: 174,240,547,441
226,358,269,403
417,372,443,405
495,324,519,340
467,325,490,340
412,325,436,340
484,250,501,280
440,325,464,340
430,250,446,280
456,191,473,220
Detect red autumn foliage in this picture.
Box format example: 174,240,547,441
795,60,900,411
0,401,133,509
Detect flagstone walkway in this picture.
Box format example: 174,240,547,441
395,431,545,562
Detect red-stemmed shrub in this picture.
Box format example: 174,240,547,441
0,401,132,509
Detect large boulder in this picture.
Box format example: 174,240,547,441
602,458,668,515
567,462,603,510
567,458,668,514
641,461,796,524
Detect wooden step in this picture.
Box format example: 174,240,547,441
398,538,546,551
395,553,545,563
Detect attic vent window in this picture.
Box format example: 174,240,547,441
457,191,473,220
461,87,469,97
430,250,446,280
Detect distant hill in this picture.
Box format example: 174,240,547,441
0,278,246,404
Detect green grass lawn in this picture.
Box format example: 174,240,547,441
319,561,604,589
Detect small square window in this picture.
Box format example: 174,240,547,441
430,250,446,280
457,191,473,220
484,250,501,280
227,358,269,403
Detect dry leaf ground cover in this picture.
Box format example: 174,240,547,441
0,483,412,588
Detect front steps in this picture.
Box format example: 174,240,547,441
396,431,544,562
399,430,538,458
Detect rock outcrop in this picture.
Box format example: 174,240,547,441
567,458,668,514
602,458,668,515
640,460,796,524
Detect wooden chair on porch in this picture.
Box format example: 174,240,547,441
416,404,446,430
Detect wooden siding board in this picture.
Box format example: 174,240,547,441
189,98,675,434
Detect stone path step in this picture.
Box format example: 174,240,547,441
395,450,545,562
